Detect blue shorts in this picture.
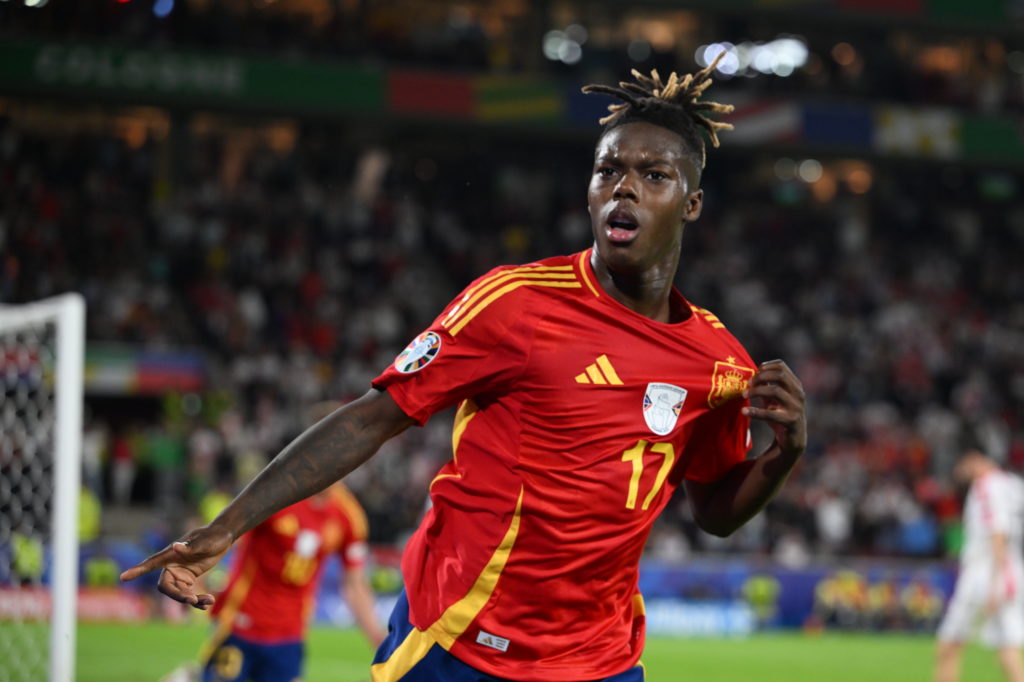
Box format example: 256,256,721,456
202,632,304,682
372,591,645,682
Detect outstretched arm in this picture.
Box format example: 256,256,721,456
119,387,415,607
683,359,806,537
343,566,387,647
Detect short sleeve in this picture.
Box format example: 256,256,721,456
680,394,752,484
332,486,370,570
372,270,531,425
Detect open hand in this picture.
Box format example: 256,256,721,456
119,526,234,609
742,359,807,458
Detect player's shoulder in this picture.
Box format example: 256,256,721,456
466,252,588,299
684,299,755,367
996,469,1024,494
438,251,591,337
327,484,369,535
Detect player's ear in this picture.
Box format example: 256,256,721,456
684,189,703,222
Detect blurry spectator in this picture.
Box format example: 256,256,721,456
742,574,782,627
148,421,186,517
813,486,853,554
902,574,945,632
11,528,44,585
109,429,138,507
83,542,121,589
81,418,108,499
866,574,902,631
78,485,101,547
773,530,812,570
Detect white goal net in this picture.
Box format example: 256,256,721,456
0,294,84,682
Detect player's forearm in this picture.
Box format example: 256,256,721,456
344,573,386,646
688,440,801,537
212,388,412,540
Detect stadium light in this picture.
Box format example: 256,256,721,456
798,159,823,183
697,37,808,78
543,28,584,65
565,24,588,46
559,41,582,65
542,30,565,60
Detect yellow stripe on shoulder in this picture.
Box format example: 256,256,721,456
577,250,600,298
695,306,727,329
443,266,577,330
331,484,369,541
442,265,574,326
449,278,581,336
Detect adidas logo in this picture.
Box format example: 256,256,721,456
574,354,623,385
476,630,510,652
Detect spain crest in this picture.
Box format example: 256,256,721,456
708,356,755,408
643,383,688,435
394,331,442,374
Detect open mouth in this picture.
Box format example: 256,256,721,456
606,209,639,244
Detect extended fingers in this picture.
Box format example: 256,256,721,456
157,565,213,608
119,546,179,582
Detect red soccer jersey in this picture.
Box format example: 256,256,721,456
372,249,755,681
210,484,369,643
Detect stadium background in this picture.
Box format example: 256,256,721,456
1,0,1023,679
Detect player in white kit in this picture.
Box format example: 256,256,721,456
934,450,1024,682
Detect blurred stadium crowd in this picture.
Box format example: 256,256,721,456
1,0,1022,570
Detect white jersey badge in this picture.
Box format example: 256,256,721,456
643,383,687,435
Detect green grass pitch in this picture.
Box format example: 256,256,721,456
67,622,1007,681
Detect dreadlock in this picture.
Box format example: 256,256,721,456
582,51,734,179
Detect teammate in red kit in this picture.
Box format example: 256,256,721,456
123,54,807,681
199,482,385,682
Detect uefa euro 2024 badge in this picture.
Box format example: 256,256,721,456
643,383,687,435
394,331,442,374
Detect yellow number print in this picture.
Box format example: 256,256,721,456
213,645,243,679
281,552,317,585
621,440,676,510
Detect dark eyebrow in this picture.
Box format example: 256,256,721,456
637,158,675,169
594,154,674,167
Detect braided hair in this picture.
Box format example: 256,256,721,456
582,52,734,182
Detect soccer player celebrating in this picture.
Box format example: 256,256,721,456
197,482,385,682
934,449,1024,682
123,55,807,681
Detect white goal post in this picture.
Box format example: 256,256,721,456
0,293,85,682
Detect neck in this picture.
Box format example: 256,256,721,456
590,250,682,323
